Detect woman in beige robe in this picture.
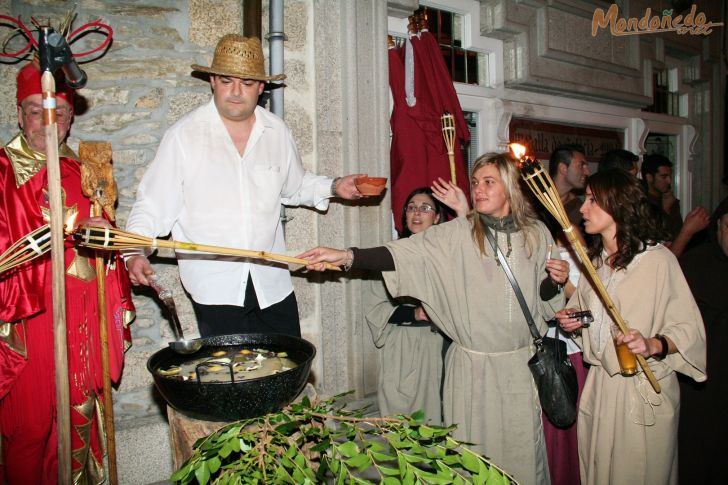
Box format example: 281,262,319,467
300,153,571,484
366,281,447,423
365,187,456,424
557,169,706,485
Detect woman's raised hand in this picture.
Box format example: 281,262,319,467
431,177,469,217
297,247,349,271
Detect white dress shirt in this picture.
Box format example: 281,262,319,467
126,99,332,307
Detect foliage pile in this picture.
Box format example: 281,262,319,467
172,392,518,485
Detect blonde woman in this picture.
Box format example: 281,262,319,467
300,153,569,484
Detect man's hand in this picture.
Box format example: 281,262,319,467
334,174,365,200
669,206,711,257
73,216,110,231
126,255,154,286
682,206,710,236
662,190,677,213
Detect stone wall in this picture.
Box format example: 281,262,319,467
1,0,237,428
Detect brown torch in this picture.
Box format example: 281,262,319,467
510,143,661,394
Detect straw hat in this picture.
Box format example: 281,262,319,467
191,34,286,82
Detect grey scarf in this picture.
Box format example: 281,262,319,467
480,213,518,258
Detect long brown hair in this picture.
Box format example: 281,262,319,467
587,168,667,270
467,152,538,256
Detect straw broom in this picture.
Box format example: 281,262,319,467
510,143,661,394
0,225,52,275
73,225,342,272
441,112,457,184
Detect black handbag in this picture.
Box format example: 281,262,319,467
485,228,578,428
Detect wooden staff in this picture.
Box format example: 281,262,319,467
441,112,457,184
41,69,72,483
79,141,119,484
73,225,342,272
510,143,661,393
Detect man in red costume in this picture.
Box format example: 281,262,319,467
0,62,135,484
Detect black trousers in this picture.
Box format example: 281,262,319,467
192,275,301,338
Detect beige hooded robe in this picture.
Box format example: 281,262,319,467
365,280,446,424
382,216,563,485
569,244,706,485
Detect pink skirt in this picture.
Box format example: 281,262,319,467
542,352,588,485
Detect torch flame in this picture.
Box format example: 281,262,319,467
509,143,527,160
64,211,79,234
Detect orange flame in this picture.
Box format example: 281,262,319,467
509,143,527,160
64,211,79,234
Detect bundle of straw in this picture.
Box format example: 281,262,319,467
441,112,457,184
73,225,341,272
0,224,52,275
510,143,661,394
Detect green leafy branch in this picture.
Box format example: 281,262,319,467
171,392,519,485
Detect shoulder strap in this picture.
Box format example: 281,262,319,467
484,227,542,343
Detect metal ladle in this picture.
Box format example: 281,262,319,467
149,275,202,354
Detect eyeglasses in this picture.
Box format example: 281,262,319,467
22,105,73,123
405,204,435,214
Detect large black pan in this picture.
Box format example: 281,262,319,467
147,333,315,421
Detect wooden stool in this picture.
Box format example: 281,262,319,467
167,383,319,470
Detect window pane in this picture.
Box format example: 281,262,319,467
441,46,453,78
453,48,466,83
466,50,478,84
410,5,485,87
463,111,479,176
438,10,453,45
453,13,463,47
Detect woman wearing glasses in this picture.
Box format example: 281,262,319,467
300,153,569,484
365,185,465,424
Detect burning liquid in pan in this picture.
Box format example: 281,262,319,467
157,347,298,383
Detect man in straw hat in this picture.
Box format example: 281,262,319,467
0,61,134,484
126,34,367,338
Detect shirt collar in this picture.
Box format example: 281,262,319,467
4,133,77,188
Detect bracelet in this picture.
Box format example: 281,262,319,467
654,334,669,360
330,177,341,197
343,248,354,271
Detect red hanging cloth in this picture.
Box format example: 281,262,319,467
389,33,470,235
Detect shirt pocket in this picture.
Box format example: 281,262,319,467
251,164,281,173
247,164,284,211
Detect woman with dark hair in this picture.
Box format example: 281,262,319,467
300,152,570,484
557,169,706,485
398,187,451,238
365,187,461,424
